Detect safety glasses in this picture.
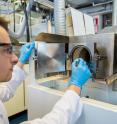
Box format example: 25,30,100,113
0,43,14,55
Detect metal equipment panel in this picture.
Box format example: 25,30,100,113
35,33,68,78
35,42,65,76
69,33,117,80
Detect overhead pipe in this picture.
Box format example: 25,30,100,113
54,0,66,35
92,0,112,7
34,0,54,9
89,9,112,16
9,0,34,39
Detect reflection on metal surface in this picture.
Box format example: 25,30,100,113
35,42,65,75
35,33,69,43
35,33,68,78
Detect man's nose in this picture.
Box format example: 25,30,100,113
11,53,18,65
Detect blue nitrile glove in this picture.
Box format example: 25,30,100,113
19,42,35,64
69,58,92,89
88,61,96,74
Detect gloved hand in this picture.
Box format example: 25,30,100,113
19,42,35,64
88,61,97,74
69,58,92,89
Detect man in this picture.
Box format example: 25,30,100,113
0,17,35,124
0,17,91,124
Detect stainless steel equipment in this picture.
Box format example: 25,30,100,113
35,33,69,78
35,32,117,85
28,33,117,124
69,33,117,84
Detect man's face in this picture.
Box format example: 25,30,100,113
0,26,18,82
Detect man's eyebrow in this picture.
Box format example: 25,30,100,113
0,43,12,46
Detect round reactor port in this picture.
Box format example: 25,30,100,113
70,45,92,63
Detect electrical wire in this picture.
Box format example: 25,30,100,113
21,0,30,42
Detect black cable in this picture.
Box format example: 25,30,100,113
21,0,30,42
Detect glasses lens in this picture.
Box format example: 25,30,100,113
6,45,13,54
0,44,14,55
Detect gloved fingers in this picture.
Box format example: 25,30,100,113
81,62,90,72
20,44,29,52
29,42,35,51
29,42,35,49
78,58,86,66
22,41,35,48
86,67,92,78
25,42,35,49
74,58,87,70
72,58,90,73
24,43,31,48
72,58,85,67
20,42,35,54
88,61,97,74
79,58,85,63
72,58,80,68
82,63,92,77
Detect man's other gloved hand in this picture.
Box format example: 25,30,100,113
19,42,35,64
69,58,91,89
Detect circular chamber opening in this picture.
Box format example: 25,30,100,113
70,45,92,63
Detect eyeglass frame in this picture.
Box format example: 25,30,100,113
0,43,12,46
0,43,14,56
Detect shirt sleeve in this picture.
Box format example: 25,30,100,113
21,90,83,124
0,65,26,102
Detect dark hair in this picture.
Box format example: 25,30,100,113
0,17,9,31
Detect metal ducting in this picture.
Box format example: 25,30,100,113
54,0,66,35
66,0,112,7
34,0,54,9
67,0,91,6
92,0,112,4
